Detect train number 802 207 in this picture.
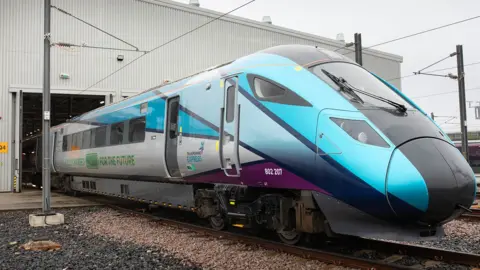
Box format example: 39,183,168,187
264,168,282,175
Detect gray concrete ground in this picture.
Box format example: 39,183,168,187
0,188,101,211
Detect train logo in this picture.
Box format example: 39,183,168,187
187,141,205,163
199,141,205,154
86,153,99,169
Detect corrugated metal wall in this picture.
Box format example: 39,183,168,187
0,0,45,192
0,0,402,192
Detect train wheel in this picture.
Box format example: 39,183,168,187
277,229,303,245
209,214,226,231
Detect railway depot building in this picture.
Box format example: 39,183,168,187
0,0,403,192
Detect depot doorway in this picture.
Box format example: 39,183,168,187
11,91,106,192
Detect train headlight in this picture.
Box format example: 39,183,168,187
330,118,389,148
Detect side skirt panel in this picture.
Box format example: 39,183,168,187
71,176,196,208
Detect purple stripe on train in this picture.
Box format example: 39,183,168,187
187,161,331,195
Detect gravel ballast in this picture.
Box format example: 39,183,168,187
80,208,349,270
3,205,478,270
1,207,350,270
402,219,480,254
0,207,200,270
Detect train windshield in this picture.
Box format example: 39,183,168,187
310,62,413,111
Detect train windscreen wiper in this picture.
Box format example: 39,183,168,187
321,69,407,113
321,69,364,104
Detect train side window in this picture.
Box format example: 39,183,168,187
72,132,82,151
247,74,312,107
66,135,73,151
129,117,146,143
254,78,285,98
110,122,124,145
70,133,75,150
226,86,235,123
77,133,83,150
167,100,179,139
90,129,96,148
71,133,77,150
62,136,68,152
82,130,91,149
94,126,107,147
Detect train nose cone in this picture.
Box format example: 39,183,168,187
386,138,476,224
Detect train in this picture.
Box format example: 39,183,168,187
22,45,477,244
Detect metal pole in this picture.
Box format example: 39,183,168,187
457,44,469,163
354,33,358,63
42,0,52,213
354,33,363,66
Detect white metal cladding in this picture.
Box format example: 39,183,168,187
0,0,403,192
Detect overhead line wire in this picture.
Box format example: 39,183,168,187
415,53,456,74
78,0,256,95
410,87,480,99
386,61,480,82
426,61,480,73
59,5,479,108
53,42,149,53
51,5,140,51
342,14,480,56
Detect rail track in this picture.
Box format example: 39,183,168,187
342,237,480,268
460,184,479,219
461,208,480,219
104,203,411,270
461,186,479,219
82,195,480,270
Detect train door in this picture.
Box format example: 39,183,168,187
219,76,241,177
316,110,342,157
51,131,57,173
165,96,182,178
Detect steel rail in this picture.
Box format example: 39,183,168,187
347,237,480,267
461,208,480,219
79,195,480,269
102,203,414,270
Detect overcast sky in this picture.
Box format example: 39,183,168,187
175,0,480,133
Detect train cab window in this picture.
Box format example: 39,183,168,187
226,86,235,123
309,62,412,110
82,130,91,149
247,74,312,107
94,126,107,147
110,122,124,145
129,117,146,143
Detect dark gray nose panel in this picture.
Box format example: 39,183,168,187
398,138,476,224
431,139,476,209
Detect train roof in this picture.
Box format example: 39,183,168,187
259,44,355,67
50,45,352,130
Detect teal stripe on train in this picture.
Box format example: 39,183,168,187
386,150,429,212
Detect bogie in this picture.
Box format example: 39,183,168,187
193,186,326,245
